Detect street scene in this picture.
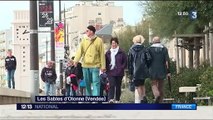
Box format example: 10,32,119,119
0,0,213,119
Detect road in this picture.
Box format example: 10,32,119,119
0,104,212,119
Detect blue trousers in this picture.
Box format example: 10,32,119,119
83,68,100,96
45,82,56,96
7,69,15,89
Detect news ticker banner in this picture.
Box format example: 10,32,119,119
16,96,197,110
17,103,197,110
35,96,107,102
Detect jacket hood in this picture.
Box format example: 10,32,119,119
130,44,144,52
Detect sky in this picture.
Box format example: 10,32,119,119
0,1,143,31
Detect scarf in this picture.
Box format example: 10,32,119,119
110,46,119,70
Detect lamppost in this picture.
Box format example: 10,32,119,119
45,36,49,64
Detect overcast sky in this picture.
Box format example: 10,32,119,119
0,1,143,30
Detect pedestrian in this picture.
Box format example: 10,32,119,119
41,61,57,96
73,25,106,96
65,56,84,96
71,56,84,96
128,35,152,103
148,36,171,103
100,71,109,96
64,60,73,96
5,49,17,89
105,37,127,103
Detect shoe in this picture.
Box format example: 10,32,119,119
155,96,161,103
108,99,114,103
140,96,148,103
115,100,120,103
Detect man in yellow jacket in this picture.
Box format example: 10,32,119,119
74,25,106,96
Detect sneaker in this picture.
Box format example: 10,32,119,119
115,100,120,103
108,99,114,103
140,96,148,103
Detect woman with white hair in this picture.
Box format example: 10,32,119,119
127,35,152,103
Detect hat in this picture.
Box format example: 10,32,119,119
87,25,96,33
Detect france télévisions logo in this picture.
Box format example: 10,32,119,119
189,10,197,20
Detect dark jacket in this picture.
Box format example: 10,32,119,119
41,67,57,84
128,44,151,80
65,63,83,80
105,48,127,77
5,56,16,70
65,64,83,86
148,43,169,80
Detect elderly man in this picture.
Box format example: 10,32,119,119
148,36,171,103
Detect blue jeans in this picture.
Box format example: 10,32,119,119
83,68,100,96
65,84,77,96
65,84,71,96
45,82,56,96
7,69,15,89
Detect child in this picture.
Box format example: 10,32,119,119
100,72,109,96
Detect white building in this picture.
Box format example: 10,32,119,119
63,1,124,56
11,10,30,92
0,28,12,87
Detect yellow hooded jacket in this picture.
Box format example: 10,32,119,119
73,36,106,69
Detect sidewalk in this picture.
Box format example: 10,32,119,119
0,104,212,119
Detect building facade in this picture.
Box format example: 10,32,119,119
63,1,124,56
11,10,31,92
0,28,12,87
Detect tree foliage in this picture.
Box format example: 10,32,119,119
115,23,149,54
198,67,213,97
140,1,213,38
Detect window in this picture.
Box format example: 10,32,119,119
88,20,95,26
22,26,25,28
23,60,25,63
16,29,19,31
23,56,25,58
23,47,25,49
20,38,21,40
23,51,25,54
96,17,102,24
98,13,101,15
19,26,21,28
23,69,25,72
27,38,29,40
17,36,19,38
17,32,19,34
23,65,25,67
23,39,25,40
110,20,116,25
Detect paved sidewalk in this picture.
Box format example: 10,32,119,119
0,104,212,119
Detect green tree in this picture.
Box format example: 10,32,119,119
116,23,149,54
140,1,213,38
198,67,213,97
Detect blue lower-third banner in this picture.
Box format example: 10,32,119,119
16,103,197,110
